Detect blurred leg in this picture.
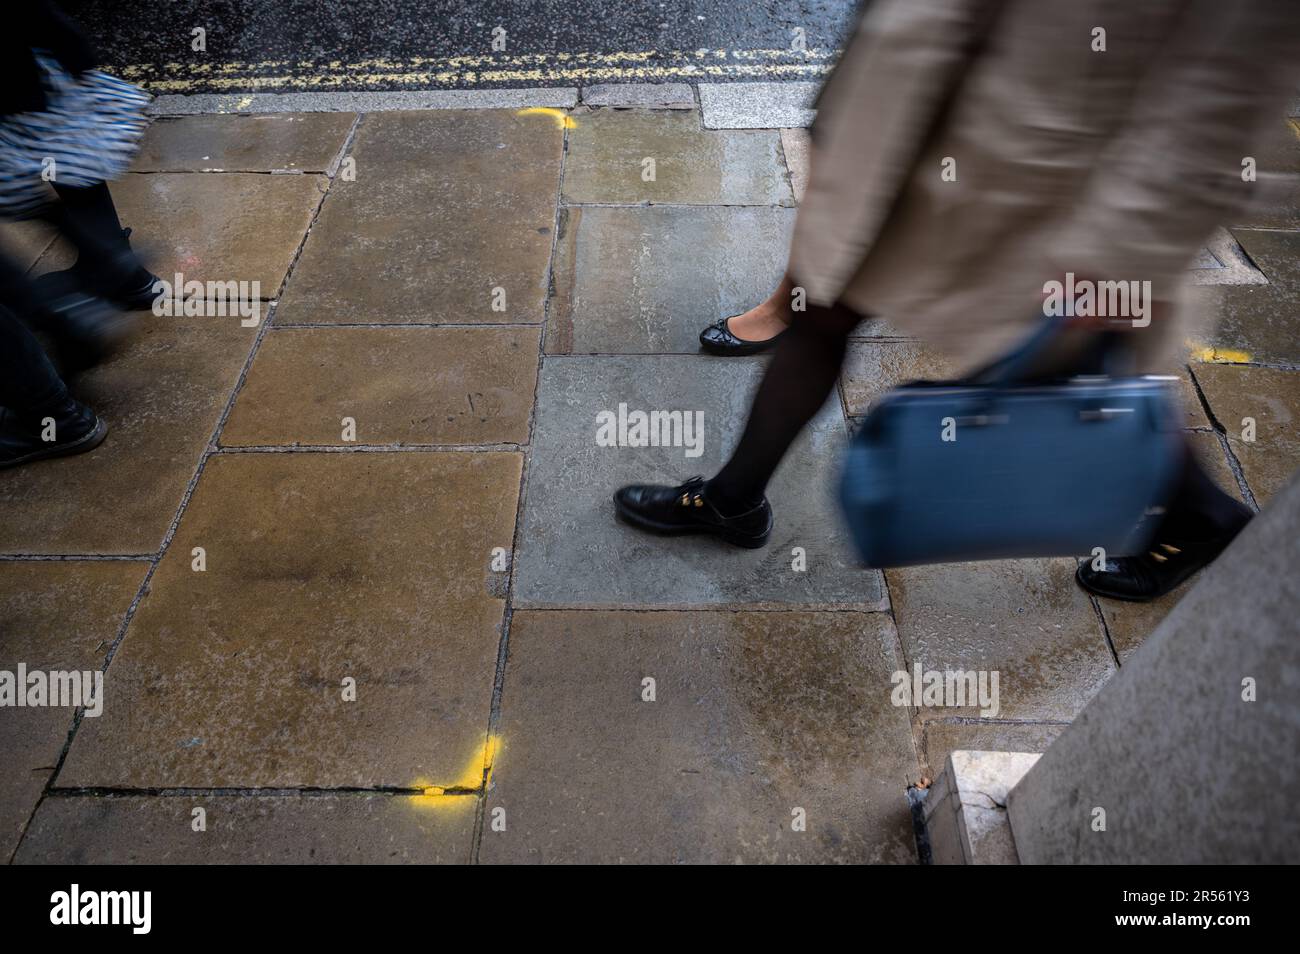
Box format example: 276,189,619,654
0,301,67,413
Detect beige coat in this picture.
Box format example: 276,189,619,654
792,0,1300,371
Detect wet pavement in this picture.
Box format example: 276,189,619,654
1,101,1298,863
68,0,859,93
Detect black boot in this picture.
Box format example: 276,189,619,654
1076,457,1253,602
0,395,107,469
614,475,773,548
47,181,161,310
33,227,160,313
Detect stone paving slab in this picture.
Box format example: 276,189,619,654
580,83,695,109
58,451,521,789
885,558,1114,722
562,109,792,206
35,173,327,299
274,110,562,325
0,221,56,272
841,341,959,418
1085,431,1245,662
0,562,145,861
222,326,540,446
780,128,810,203
1188,229,1300,367
1188,228,1269,287
132,113,356,173
15,794,474,864
1175,370,1214,429
478,610,918,864
513,355,884,609
1191,362,1300,505
699,82,818,129
149,88,580,116
920,721,1064,782
548,205,794,354
849,316,912,340
0,317,257,555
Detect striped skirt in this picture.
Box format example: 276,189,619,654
0,52,150,220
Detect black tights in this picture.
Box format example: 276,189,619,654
707,299,861,510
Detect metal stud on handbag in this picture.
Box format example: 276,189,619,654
838,320,1184,568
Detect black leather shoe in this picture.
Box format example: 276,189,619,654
0,396,107,469
699,316,790,356
614,475,773,548
1076,507,1252,602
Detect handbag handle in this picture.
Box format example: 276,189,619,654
967,318,1129,388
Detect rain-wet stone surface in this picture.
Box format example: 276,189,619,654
16,794,474,864
274,110,562,325
885,558,1115,722
0,316,257,554
841,341,959,418
921,721,1065,781
35,173,327,298
222,326,540,446
131,113,356,172
479,610,919,864
780,127,810,202
0,220,56,271
57,451,522,788
1096,430,1249,662
580,83,695,109
1188,229,1300,367
0,563,145,861
562,109,792,205
698,82,818,130
548,205,794,354
512,355,884,608
1192,362,1300,505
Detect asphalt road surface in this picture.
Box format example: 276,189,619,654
65,0,861,94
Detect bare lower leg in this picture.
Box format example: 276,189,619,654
727,272,796,341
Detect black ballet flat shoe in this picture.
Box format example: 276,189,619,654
1075,506,1253,602
699,316,790,356
614,475,773,548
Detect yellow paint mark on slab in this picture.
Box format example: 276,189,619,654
517,106,576,129
1188,340,1251,363
409,734,501,810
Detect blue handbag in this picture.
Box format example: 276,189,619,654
838,321,1184,568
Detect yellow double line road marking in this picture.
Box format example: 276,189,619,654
119,47,837,92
